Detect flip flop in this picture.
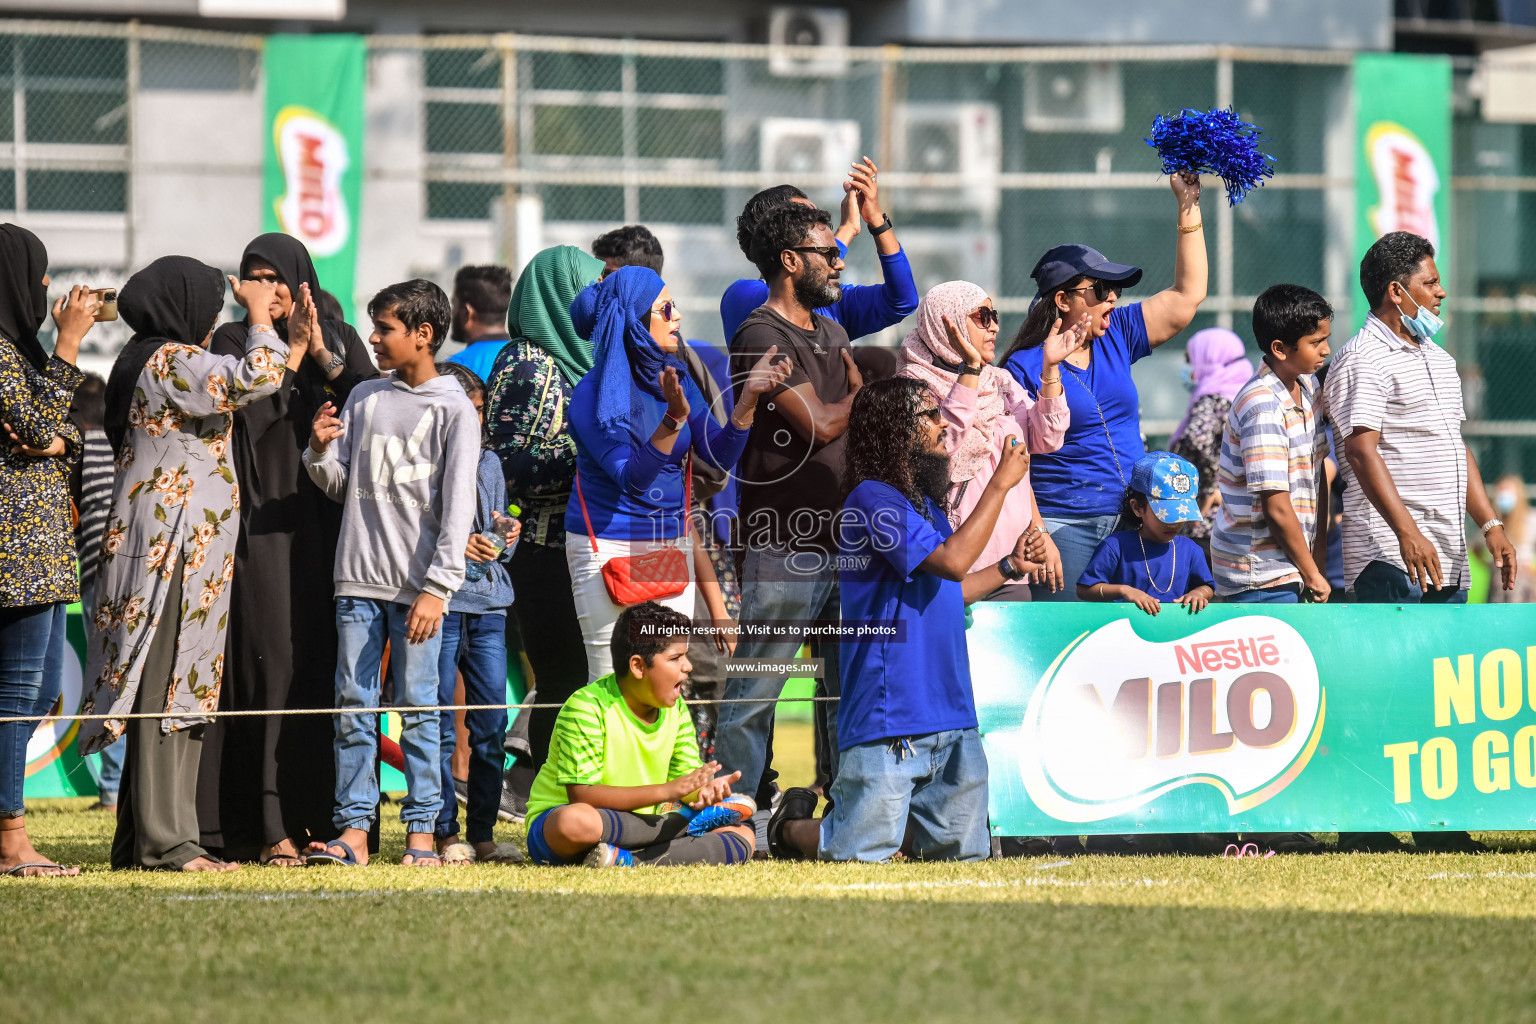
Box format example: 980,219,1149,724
305,839,361,867
3,861,77,877
259,852,307,867
479,842,526,864
401,849,444,867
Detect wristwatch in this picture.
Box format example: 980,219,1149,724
662,412,684,433
869,214,893,236
1482,518,1505,536
962,362,984,376
320,352,345,373
998,555,1026,581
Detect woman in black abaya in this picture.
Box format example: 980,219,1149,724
196,233,376,865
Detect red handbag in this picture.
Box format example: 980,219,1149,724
574,454,692,606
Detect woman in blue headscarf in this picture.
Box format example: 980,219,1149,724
564,266,790,681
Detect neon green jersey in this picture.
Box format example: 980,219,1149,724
526,674,702,820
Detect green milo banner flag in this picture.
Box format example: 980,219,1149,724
1352,52,1453,330
975,604,1536,835
262,34,366,318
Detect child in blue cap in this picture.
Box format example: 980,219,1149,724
1077,451,1215,614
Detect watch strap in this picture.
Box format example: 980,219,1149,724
869,214,893,236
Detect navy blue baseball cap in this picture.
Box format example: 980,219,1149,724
1030,243,1143,298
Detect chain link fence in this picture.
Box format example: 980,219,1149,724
5,20,1536,479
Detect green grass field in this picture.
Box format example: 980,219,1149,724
5,721,1536,1023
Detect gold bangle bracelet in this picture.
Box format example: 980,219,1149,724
1040,374,1061,385
1178,221,1203,234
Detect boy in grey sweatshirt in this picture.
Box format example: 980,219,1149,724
302,279,481,868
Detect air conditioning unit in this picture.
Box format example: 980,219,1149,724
896,229,999,297
768,6,850,78
892,102,1001,215
1024,62,1124,133
759,117,860,197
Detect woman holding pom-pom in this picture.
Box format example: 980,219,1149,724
1002,170,1207,601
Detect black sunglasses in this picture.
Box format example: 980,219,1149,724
787,245,842,264
970,306,1000,329
1062,280,1121,304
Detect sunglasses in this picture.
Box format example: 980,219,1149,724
650,300,679,324
1062,280,1121,304
787,245,843,264
920,406,942,422
969,306,1000,329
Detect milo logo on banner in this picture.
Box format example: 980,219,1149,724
1365,120,1441,250
1019,617,1325,823
271,104,351,258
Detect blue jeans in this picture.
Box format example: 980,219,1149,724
0,602,65,817
715,546,840,804
1350,559,1467,605
332,597,443,834
1033,513,1121,602
818,728,990,863
434,610,509,845
1224,583,1301,603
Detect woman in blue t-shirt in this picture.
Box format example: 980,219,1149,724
565,266,789,681
1003,171,1208,600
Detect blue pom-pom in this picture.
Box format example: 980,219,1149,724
1145,107,1275,206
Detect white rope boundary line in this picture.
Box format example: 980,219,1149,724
1,695,841,725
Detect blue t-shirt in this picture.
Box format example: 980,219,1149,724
447,335,511,384
1004,303,1151,517
719,243,919,345
836,481,977,750
565,371,751,542
1079,530,1215,600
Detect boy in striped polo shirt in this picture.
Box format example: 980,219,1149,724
1210,284,1333,603
524,601,756,868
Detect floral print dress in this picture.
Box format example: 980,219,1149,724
78,327,289,752
0,344,83,608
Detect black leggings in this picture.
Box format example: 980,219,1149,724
508,542,590,770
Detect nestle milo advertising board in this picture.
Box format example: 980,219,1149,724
973,604,1536,835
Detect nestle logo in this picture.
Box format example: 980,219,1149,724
1174,636,1281,675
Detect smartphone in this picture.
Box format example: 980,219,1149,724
90,288,118,322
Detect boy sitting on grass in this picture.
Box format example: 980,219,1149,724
525,602,756,868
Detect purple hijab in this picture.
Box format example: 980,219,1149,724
1169,327,1254,445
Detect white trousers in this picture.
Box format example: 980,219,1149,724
565,532,697,683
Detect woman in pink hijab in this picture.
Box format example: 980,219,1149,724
1168,327,1255,561
897,280,1085,598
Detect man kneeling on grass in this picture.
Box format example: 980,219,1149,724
767,377,1044,862
524,602,757,868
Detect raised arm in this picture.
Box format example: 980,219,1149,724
775,349,863,446
1140,171,1208,347
830,159,919,339
919,437,1031,580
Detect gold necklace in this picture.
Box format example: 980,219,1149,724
1064,363,1126,487
1137,532,1177,596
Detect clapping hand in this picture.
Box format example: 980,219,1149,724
229,275,282,328
3,421,64,458
737,345,793,412
659,366,690,422
845,157,884,227
942,314,984,369
1041,313,1091,370
309,401,344,454
687,770,742,810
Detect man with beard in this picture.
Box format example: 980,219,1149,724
446,265,514,382
765,377,1043,862
717,203,861,833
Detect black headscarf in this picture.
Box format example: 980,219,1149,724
0,224,51,372
240,232,322,343
104,255,226,454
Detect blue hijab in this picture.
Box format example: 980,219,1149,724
576,265,687,430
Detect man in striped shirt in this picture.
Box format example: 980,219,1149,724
1325,231,1517,855
1211,285,1333,602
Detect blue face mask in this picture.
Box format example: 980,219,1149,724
1396,292,1444,340
1496,490,1519,515
1179,364,1194,391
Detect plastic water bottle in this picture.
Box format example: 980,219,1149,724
465,505,520,582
